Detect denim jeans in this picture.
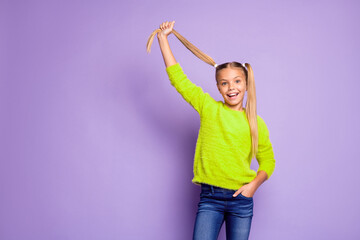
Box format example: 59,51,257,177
193,183,253,240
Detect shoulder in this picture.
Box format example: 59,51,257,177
256,114,266,125
256,114,269,133
202,94,222,112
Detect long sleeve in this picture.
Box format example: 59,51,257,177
166,63,209,114
256,116,276,180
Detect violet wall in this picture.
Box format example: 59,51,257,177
1,0,360,239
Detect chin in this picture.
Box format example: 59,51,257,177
227,102,241,106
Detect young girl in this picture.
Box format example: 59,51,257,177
147,21,276,240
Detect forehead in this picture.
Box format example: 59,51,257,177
216,67,246,80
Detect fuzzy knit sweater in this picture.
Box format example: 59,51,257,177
166,63,276,190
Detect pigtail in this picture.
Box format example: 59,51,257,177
244,63,258,160
146,28,216,67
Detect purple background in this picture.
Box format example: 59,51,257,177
1,0,360,239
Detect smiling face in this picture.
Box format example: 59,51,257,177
216,67,247,111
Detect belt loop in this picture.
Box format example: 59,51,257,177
210,185,214,194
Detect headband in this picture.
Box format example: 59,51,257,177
214,63,246,68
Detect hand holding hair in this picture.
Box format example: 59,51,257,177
158,21,175,38
146,20,217,67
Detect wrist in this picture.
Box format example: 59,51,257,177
157,33,169,40
249,178,262,189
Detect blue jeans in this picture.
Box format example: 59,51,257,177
193,183,253,240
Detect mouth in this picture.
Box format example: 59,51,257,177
226,92,239,99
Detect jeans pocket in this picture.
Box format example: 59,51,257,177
239,192,253,200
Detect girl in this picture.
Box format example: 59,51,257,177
146,21,276,240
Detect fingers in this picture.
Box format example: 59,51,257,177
233,189,241,197
233,186,245,197
160,21,169,30
159,20,175,30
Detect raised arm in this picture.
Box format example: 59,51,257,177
157,21,177,68
154,21,210,114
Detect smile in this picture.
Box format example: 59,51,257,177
227,93,239,99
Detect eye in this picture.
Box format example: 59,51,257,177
221,82,227,86
236,80,241,83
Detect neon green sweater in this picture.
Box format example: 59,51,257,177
166,63,276,190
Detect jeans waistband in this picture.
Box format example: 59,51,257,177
201,183,236,194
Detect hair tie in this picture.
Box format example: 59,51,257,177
242,63,246,68
214,64,218,68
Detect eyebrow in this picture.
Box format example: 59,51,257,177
219,76,243,82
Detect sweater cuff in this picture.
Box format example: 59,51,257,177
257,167,274,180
165,63,182,79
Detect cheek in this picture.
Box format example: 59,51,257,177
241,84,247,91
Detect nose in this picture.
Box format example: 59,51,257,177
228,82,235,90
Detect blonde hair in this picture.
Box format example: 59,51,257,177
146,28,258,159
